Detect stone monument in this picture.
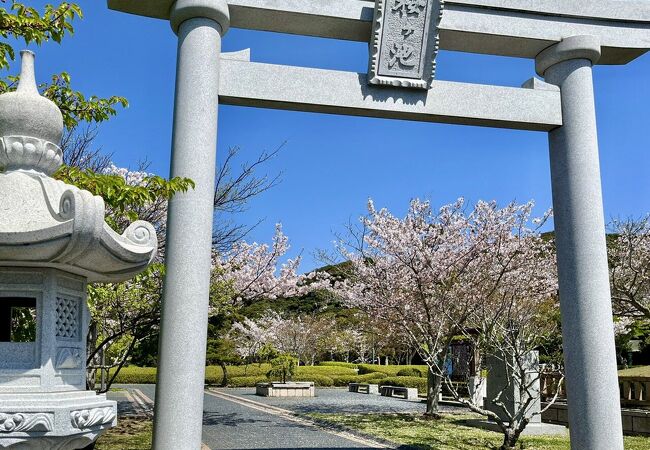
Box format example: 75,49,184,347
485,351,541,425
107,1,650,449
0,51,157,449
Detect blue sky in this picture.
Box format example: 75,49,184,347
16,2,650,271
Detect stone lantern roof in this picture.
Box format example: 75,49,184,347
0,51,157,282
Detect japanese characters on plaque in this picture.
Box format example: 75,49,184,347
368,0,443,89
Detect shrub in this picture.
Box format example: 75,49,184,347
357,364,429,377
267,354,299,383
112,365,275,385
379,376,427,394
111,366,157,384
227,376,267,388
330,373,387,387
293,374,334,387
296,366,357,377
318,361,359,369
396,368,423,377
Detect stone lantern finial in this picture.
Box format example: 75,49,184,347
0,51,64,175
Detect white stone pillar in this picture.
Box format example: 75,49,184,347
153,1,229,449
536,36,623,450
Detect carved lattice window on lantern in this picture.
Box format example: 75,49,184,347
0,297,37,342
55,297,80,340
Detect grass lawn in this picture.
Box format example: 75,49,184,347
94,417,151,450
307,413,650,450
618,365,650,377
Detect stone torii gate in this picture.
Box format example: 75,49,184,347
107,1,650,449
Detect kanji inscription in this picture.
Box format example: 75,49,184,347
368,0,443,89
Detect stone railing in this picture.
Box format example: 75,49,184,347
619,377,650,408
541,372,650,409
540,372,567,401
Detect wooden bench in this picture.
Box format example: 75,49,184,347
348,383,379,394
380,385,418,400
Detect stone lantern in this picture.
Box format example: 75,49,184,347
0,51,157,449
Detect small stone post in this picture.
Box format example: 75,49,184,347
152,1,229,449
537,35,624,450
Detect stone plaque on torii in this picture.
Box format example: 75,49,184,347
107,1,650,449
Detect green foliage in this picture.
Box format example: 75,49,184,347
0,1,82,69
110,366,158,384
205,364,272,382
95,417,152,450
296,366,357,377
329,373,387,387
397,367,426,377
318,361,359,369
206,336,239,367
267,354,298,383
293,374,334,387
9,306,36,342
357,364,429,377
379,376,427,394
55,166,194,228
41,72,128,129
396,367,423,377
618,365,650,378
0,2,128,130
306,413,650,450
226,376,268,388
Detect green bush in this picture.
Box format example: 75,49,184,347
396,368,423,377
293,374,334,387
111,366,157,384
296,366,357,377
330,373,387,387
318,361,359,369
357,364,429,377
379,376,427,394
112,365,275,385
227,376,267,387
113,365,341,388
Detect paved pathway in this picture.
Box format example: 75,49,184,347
112,385,415,449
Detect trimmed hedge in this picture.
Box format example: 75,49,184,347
113,364,358,386
292,374,334,387
396,368,423,377
318,361,359,369
111,366,157,384
296,366,357,377
379,376,427,394
330,373,387,387
357,364,429,377
227,376,267,387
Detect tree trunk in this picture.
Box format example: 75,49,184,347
220,361,228,387
425,367,442,415
500,428,520,450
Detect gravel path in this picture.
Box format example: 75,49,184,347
112,385,405,449
220,387,466,415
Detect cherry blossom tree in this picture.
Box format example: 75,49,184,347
230,311,283,364
609,216,650,320
333,198,558,449
211,224,328,311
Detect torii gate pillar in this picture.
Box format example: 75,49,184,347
152,1,229,449
538,36,624,450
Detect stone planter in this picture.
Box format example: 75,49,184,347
255,382,315,397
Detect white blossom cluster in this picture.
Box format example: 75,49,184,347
102,163,150,187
